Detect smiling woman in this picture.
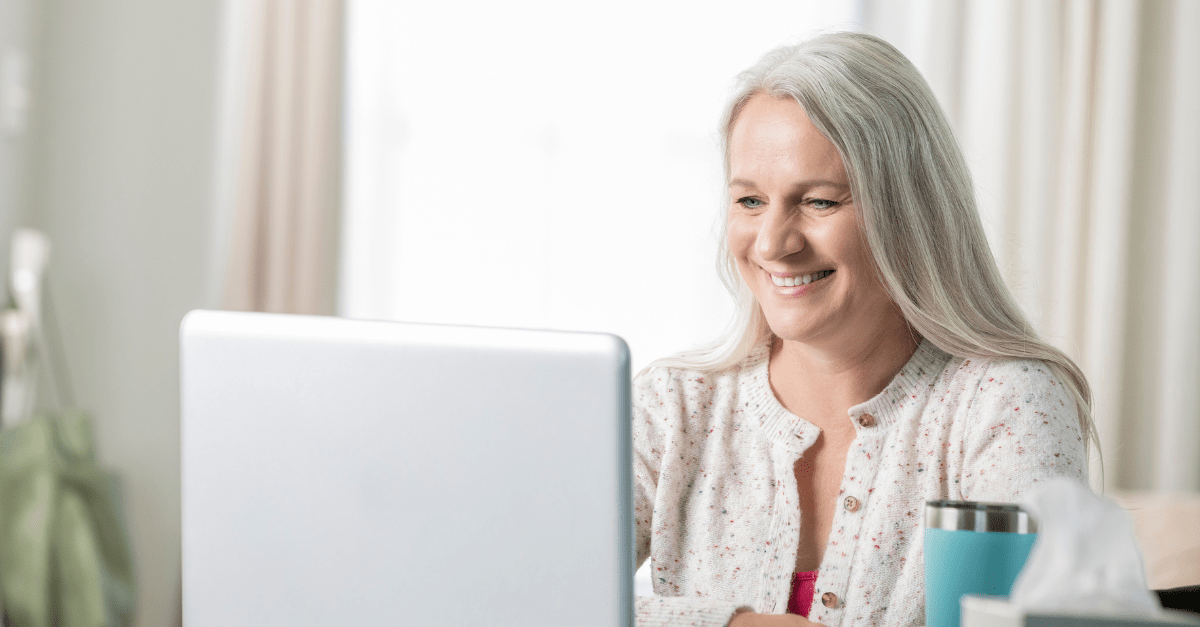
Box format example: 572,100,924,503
633,32,1097,627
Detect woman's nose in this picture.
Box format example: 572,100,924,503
756,207,804,261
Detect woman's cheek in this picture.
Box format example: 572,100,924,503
726,217,756,262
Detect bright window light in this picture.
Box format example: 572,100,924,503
341,0,864,373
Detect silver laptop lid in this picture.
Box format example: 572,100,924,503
181,311,632,627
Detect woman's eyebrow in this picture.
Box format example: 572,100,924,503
728,178,849,190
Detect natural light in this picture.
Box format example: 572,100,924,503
340,0,864,375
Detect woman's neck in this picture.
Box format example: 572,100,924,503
768,311,920,429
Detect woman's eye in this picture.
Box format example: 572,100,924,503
737,197,764,209
807,198,839,210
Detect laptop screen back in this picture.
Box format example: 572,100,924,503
181,311,633,627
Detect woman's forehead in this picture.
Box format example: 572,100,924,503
728,96,846,187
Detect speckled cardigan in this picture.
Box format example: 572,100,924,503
633,339,1088,627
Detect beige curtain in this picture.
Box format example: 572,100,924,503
222,0,344,315
865,0,1200,491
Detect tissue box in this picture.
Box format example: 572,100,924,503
962,596,1200,627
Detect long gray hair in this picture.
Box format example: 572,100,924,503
652,31,1099,460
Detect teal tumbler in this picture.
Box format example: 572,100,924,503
924,501,1038,627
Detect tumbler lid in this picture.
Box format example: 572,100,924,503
924,500,1037,533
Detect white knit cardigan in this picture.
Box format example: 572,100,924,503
633,339,1088,627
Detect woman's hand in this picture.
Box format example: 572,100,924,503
729,611,825,627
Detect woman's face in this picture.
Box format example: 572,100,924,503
727,94,896,348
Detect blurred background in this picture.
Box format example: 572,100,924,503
0,0,1196,625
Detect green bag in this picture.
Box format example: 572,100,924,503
0,408,136,627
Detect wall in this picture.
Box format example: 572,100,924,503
27,1,222,626
0,0,38,265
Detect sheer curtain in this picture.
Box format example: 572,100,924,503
218,0,344,315
866,0,1200,491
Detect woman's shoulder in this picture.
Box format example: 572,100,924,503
633,363,738,407
933,354,1089,493
635,343,766,394
931,352,1082,442
632,344,767,418
934,352,1072,402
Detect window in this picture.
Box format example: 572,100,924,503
342,1,863,373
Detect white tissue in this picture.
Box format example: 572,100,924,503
1010,477,1161,617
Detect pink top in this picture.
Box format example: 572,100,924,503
787,570,819,618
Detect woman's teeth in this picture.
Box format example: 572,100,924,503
771,270,833,287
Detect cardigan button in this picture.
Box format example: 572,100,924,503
857,413,876,428
844,496,861,512
821,592,839,608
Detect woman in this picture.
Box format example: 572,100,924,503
633,32,1095,627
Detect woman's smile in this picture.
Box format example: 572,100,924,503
768,269,835,289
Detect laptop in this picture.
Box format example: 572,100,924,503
181,310,633,627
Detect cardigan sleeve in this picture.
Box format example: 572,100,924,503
632,369,751,627
959,359,1089,502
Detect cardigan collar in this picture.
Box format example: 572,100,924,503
738,337,952,448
